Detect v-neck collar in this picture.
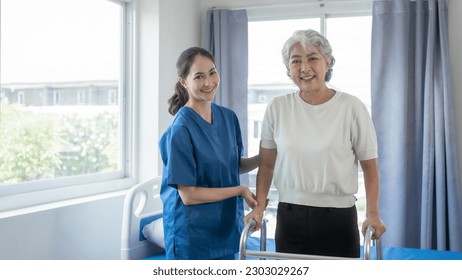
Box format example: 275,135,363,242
182,104,216,127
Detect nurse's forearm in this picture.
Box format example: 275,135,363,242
239,140,262,174
178,185,246,205
239,154,260,174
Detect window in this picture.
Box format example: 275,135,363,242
17,91,25,105
53,91,60,105
77,91,86,105
108,89,117,105
0,0,128,188
248,11,372,239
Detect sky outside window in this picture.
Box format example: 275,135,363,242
1,0,120,84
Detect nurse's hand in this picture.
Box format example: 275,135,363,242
240,187,258,209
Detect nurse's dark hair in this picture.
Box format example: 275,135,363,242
168,47,216,115
282,29,336,82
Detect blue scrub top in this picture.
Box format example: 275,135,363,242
159,103,244,260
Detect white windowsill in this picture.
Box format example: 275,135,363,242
0,177,137,219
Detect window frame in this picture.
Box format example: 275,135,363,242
0,0,136,213
246,1,372,23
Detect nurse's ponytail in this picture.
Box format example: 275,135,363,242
167,47,216,115
168,82,189,115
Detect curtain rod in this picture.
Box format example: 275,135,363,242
207,0,373,11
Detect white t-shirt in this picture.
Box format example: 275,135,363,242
260,91,378,208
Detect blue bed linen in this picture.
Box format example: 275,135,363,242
361,246,462,260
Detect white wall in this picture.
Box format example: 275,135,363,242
156,0,202,174
0,195,125,259
0,0,461,260
135,0,160,181
137,0,201,181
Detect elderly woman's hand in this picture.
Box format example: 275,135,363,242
362,212,387,239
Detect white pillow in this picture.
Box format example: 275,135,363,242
142,218,165,249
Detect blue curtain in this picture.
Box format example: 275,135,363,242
371,0,462,251
205,9,249,183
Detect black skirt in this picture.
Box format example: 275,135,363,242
275,202,360,258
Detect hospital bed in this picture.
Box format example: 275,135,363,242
121,177,164,260
120,177,462,260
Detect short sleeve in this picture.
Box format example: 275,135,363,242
160,125,198,187
233,112,244,158
260,99,277,149
350,100,378,160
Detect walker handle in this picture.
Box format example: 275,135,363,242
363,225,383,260
239,218,267,260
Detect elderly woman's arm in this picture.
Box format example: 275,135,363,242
360,158,387,239
244,147,277,230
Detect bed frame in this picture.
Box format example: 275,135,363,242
120,176,164,260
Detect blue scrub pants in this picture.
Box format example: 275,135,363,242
214,254,236,260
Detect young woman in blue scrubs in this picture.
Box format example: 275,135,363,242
159,47,259,260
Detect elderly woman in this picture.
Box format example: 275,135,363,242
245,29,386,258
